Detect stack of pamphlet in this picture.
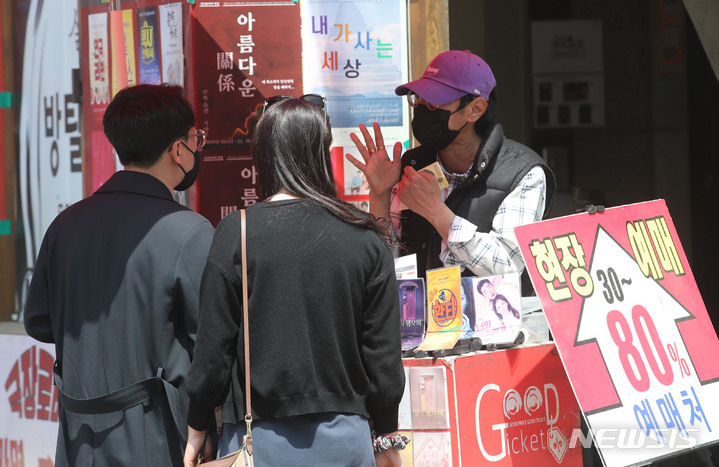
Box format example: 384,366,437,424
395,255,551,357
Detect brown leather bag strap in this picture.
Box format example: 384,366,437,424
240,210,252,423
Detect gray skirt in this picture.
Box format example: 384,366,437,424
218,413,375,466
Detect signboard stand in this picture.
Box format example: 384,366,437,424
516,199,719,467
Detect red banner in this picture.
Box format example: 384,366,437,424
516,200,719,466
402,344,582,466
193,1,302,225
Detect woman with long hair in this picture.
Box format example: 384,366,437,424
491,294,520,326
184,97,405,467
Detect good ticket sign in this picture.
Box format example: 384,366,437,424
515,199,719,467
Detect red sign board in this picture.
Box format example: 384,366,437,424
516,200,719,466
402,343,582,466
454,345,582,465
193,1,302,225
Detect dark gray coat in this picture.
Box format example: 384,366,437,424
24,170,214,466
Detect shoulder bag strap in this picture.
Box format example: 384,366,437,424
240,210,253,433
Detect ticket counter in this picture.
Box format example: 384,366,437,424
398,342,583,466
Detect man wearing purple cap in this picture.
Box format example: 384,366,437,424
348,50,555,283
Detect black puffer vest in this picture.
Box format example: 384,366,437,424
400,123,556,279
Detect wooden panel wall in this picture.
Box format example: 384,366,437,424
408,0,449,84
407,0,449,149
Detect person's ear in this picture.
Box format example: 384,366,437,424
168,139,183,164
467,97,488,123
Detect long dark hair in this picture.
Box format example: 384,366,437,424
491,294,520,322
252,99,393,244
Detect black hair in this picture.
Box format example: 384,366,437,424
458,93,477,109
103,84,195,167
472,88,498,135
252,99,393,245
491,294,520,322
476,278,492,296
461,278,476,330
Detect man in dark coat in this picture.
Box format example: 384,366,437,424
23,84,214,466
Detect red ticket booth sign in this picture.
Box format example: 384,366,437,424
400,343,582,466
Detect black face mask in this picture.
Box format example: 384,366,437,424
411,102,470,152
174,142,200,191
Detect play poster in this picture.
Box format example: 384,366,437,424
416,266,462,351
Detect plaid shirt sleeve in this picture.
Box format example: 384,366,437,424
439,166,547,276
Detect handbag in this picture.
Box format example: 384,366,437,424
200,209,254,467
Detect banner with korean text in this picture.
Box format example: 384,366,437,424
194,1,411,225
0,333,58,466
16,1,84,321
300,0,410,211
515,199,719,466
193,1,302,225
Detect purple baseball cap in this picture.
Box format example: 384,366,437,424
395,50,496,105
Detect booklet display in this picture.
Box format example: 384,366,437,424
398,278,426,351
415,266,462,351
394,253,418,280
396,269,538,354
469,272,522,345
408,366,450,430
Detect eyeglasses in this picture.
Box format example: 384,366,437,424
407,92,477,113
407,91,439,111
259,94,327,118
188,129,206,150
